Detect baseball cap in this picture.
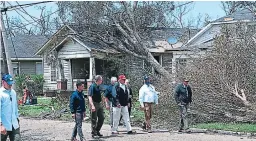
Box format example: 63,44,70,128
183,78,189,82
118,74,126,80
2,74,14,85
144,76,150,80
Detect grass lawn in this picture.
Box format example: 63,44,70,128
19,97,145,124
19,97,53,117
194,123,256,133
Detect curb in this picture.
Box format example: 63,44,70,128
189,128,256,137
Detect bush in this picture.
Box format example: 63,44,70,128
15,74,44,97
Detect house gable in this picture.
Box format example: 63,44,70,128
35,25,76,55
57,36,91,59
187,24,221,47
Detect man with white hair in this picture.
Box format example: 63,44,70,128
104,77,117,128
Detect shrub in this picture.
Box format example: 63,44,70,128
15,74,44,97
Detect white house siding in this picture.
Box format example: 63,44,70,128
172,50,207,75
162,53,173,73
62,59,72,91
57,40,91,91
58,40,91,59
43,53,57,92
189,25,221,46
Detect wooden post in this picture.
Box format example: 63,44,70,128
89,57,96,80
87,57,95,91
0,2,13,76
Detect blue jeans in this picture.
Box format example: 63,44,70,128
72,113,84,140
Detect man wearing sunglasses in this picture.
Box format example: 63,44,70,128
0,74,21,141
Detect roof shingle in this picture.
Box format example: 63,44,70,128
6,34,48,58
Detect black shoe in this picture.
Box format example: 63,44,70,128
91,132,97,138
142,122,146,130
127,131,133,134
178,129,184,132
97,131,103,137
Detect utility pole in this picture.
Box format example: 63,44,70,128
0,2,13,86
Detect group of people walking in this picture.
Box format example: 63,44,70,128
69,74,193,141
0,73,192,141
69,74,163,141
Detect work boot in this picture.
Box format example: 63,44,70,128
127,131,133,134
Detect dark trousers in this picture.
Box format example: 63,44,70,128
1,127,21,141
91,102,104,134
72,113,84,140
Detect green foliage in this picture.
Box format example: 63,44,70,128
14,75,27,97
19,98,52,117
14,74,45,97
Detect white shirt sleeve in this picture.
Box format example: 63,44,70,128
139,86,145,108
13,90,19,118
154,92,159,105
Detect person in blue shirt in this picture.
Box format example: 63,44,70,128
70,81,86,141
88,75,104,138
104,77,117,128
0,74,21,141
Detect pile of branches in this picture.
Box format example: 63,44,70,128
177,23,256,124
39,92,70,120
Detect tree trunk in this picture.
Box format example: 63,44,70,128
146,51,171,78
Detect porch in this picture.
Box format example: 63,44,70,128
56,57,118,92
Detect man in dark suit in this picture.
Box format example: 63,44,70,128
119,79,133,126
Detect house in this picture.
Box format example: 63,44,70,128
1,34,48,76
171,9,256,75
35,24,198,93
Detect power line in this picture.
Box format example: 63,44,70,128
1,1,54,12
4,11,18,61
175,1,194,9
15,1,40,21
6,2,39,27
10,9,60,30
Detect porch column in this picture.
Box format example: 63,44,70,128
87,57,96,91
89,57,96,80
171,57,177,84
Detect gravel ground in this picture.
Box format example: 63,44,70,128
19,117,256,141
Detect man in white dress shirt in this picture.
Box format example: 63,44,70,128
0,74,21,141
139,76,159,133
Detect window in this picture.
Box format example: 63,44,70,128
12,62,19,76
153,55,162,74
36,62,43,75
50,62,57,82
176,58,187,70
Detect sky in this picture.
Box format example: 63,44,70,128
3,1,226,28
